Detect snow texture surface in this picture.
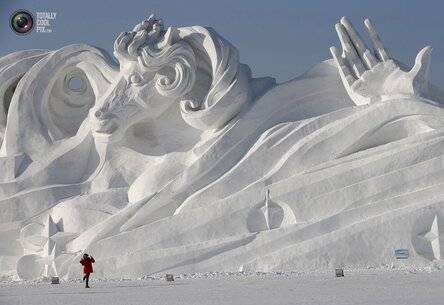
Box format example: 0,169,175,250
1,270,444,305
0,14,444,281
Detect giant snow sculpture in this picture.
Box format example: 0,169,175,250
0,15,443,280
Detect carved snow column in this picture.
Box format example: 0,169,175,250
414,214,442,261
247,189,297,232
42,216,59,277
17,215,79,279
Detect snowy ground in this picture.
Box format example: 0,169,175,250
1,270,443,305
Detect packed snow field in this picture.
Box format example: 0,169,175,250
1,270,444,305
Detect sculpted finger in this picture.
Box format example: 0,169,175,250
114,32,126,50
410,46,432,76
364,18,390,61
330,46,356,87
340,17,377,68
362,49,378,69
335,23,366,77
409,46,432,95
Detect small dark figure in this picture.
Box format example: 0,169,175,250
80,253,95,288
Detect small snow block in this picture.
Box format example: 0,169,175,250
395,249,409,259
335,268,344,277
51,276,60,284
165,274,174,282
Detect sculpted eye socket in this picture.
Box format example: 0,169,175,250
129,73,143,86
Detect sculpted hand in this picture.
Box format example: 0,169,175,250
330,17,432,105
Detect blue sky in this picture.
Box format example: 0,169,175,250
1,0,443,85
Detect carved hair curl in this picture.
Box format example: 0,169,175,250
113,15,252,130
113,14,196,99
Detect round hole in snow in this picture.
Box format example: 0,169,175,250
67,76,85,92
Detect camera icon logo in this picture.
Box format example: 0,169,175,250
10,10,34,35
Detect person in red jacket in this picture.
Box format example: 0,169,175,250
80,253,95,288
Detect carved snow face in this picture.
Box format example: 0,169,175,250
89,14,251,143
89,59,177,143
89,15,197,143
